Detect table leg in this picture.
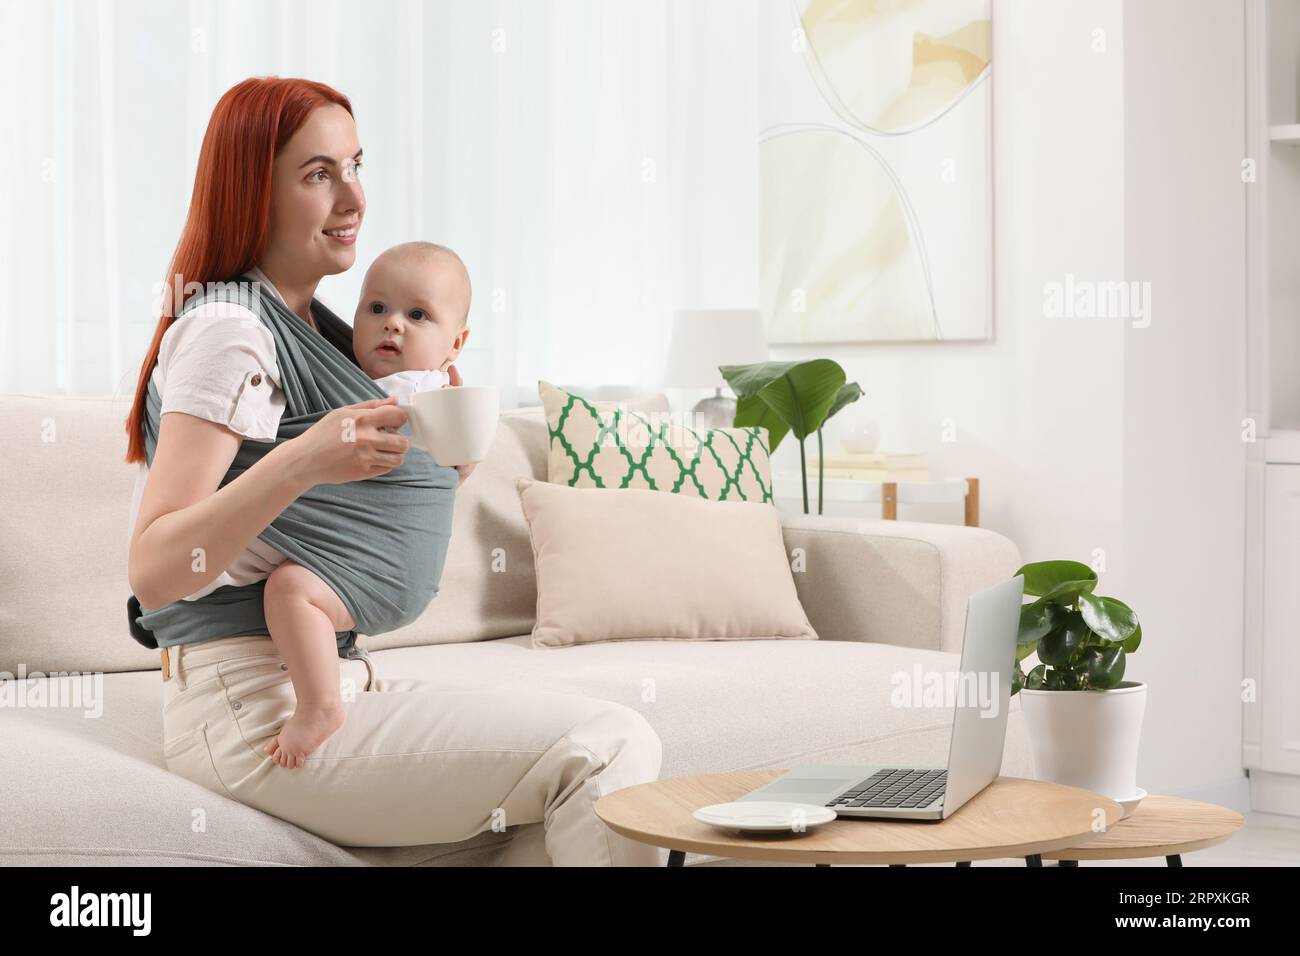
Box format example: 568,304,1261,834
1166,854,1183,867
667,850,685,867
1025,854,1042,866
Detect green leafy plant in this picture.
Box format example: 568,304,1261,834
1011,559,1142,695
719,359,863,515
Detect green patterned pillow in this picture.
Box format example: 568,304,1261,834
538,380,773,503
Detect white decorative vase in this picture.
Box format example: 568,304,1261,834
841,419,881,453
1018,681,1146,808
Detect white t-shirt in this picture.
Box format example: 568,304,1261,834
127,268,451,603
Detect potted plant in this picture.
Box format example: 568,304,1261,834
1011,559,1147,812
718,359,863,515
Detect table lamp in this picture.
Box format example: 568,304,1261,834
661,308,769,428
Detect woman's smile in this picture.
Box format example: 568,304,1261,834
323,221,358,244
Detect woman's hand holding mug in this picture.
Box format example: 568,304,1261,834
289,396,410,488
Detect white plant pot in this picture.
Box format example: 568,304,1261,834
1018,681,1146,805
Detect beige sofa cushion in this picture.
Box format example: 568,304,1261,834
516,477,817,647
0,394,152,674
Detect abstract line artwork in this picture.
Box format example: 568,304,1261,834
760,0,992,343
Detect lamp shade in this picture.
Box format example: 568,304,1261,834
661,309,769,390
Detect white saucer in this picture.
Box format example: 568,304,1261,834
693,801,836,833
1112,788,1148,819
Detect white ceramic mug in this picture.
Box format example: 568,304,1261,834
406,385,499,467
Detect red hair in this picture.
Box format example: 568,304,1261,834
123,77,352,464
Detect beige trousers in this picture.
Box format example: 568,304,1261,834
160,634,666,866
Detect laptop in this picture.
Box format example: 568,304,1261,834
739,575,1025,821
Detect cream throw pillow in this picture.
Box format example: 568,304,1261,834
515,477,818,647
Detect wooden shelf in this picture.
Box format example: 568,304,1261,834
1270,123,1300,144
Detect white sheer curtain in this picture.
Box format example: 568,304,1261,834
1,0,759,409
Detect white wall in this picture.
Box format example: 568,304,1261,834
1120,0,1246,798
767,0,1126,567
751,0,1246,798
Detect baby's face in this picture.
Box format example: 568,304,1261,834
353,251,469,379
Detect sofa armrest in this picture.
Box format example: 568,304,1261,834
779,515,1022,654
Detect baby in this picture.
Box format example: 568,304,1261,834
262,241,472,769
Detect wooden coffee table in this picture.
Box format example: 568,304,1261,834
1042,795,1244,867
595,771,1123,866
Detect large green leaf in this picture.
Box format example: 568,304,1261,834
825,382,864,422
732,394,790,451
755,360,846,441
1037,624,1085,667
1018,600,1062,646
1103,597,1142,653
719,361,804,401
1082,645,1126,689
1078,593,1139,644
1038,578,1098,606
1122,622,1142,654
1015,560,1098,598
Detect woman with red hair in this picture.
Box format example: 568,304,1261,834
124,77,663,865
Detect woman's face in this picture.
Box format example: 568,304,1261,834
263,104,365,282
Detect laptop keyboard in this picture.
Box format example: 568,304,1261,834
827,769,947,810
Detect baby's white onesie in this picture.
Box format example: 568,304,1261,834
371,367,451,404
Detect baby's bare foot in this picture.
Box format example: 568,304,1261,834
263,701,346,769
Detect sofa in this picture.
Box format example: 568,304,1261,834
0,391,1030,866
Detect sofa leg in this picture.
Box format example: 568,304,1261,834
1025,854,1042,866
667,850,685,867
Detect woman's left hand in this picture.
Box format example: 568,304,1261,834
444,364,478,488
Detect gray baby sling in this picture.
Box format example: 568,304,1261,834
127,274,457,657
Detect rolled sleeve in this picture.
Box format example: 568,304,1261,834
157,302,286,442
